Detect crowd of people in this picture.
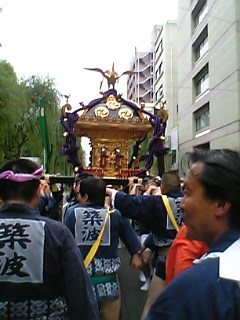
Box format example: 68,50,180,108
0,148,240,319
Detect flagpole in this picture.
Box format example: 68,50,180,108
39,98,50,173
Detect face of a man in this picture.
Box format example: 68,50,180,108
180,162,219,245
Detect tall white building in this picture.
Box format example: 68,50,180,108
127,50,153,104
127,22,178,174
152,22,179,170
177,0,240,163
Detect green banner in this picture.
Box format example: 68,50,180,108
39,98,50,172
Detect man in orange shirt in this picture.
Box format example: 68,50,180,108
141,224,208,319
166,224,208,285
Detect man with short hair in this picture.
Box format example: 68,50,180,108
146,149,240,320
64,176,142,320
0,158,100,320
62,172,93,218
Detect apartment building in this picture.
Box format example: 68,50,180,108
177,0,240,163
127,50,153,104
127,22,179,173
152,22,178,170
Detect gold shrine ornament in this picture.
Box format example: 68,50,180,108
94,106,109,118
118,107,133,120
106,95,121,110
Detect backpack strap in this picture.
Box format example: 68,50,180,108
84,209,115,268
162,195,179,232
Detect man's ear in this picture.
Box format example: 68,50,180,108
82,193,88,203
160,185,166,195
30,184,41,209
36,184,41,198
215,201,231,217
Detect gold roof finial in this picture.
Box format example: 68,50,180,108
84,63,136,89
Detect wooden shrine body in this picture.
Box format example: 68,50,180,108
73,90,152,178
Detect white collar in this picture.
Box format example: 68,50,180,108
193,237,240,282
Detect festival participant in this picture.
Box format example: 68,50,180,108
0,158,100,320
141,224,208,319
64,176,142,320
37,177,56,217
146,149,240,320
127,177,153,291
62,172,93,219
138,178,161,292
165,224,208,285
106,171,183,319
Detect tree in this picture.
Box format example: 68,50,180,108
20,75,66,173
0,60,28,162
0,60,67,173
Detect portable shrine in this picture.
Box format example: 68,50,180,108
60,64,169,180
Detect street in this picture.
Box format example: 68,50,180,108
118,246,148,320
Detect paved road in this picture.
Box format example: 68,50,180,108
118,246,148,320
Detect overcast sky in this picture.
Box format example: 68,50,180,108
0,0,178,107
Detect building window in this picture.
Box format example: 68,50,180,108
155,84,163,101
194,142,210,151
194,103,210,133
196,73,209,96
156,40,163,56
196,36,208,60
193,27,208,62
194,64,209,97
155,62,163,79
158,62,163,77
193,0,207,29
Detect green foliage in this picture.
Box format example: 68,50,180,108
0,60,28,161
0,60,67,173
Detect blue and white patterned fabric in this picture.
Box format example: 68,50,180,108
0,297,67,319
64,204,141,301
0,203,100,320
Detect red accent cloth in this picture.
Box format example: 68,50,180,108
166,225,208,285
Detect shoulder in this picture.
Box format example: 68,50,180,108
35,214,75,240
64,205,77,223
161,258,219,302
149,261,211,313
150,256,240,320
38,214,67,229
162,257,221,301
111,209,122,217
65,203,78,214
167,195,183,205
116,192,161,203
